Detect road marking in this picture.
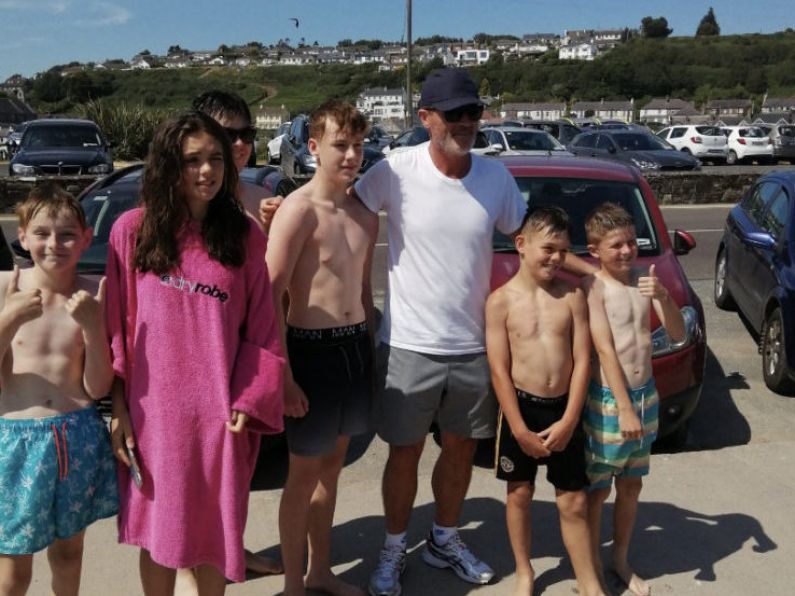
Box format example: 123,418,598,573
668,229,723,234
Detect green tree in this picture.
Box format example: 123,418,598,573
32,69,65,103
696,7,720,36
641,16,673,38
479,77,491,96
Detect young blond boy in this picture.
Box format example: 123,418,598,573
266,100,378,596
583,202,685,596
486,206,605,596
0,184,117,595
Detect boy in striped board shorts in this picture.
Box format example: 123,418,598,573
583,202,685,596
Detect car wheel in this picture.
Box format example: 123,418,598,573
655,420,689,451
714,248,736,310
726,150,738,165
761,306,795,395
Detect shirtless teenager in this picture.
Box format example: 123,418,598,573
583,202,685,596
486,207,605,596
0,185,117,595
266,100,378,596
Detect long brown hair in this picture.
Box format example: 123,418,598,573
133,111,247,273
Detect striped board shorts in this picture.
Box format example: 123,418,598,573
582,378,658,490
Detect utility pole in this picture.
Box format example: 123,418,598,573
405,0,413,127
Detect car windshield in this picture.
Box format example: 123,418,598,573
739,128,765,138
503,131,564,151
493,177,660,256
23,125,102,148
82,193,138,245
612,133,671,151
779,126,795,137
695,126,722,136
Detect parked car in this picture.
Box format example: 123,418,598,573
720,126,773,165
764,123,795,163
657,125,729,164
4,121,30,156
523,120,582,145
280,114,384,178
481,126,573,156
267,121,291,164
493,155,705,442
9,118,113,177
364,124,394,151
381,125,429,155
568,129,701,171
714,170,795,394
382,126,499,157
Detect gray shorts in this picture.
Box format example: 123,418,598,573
375,344,497,445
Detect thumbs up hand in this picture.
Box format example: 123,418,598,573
638,264,668,300
65,277,106,332
2,266,43,327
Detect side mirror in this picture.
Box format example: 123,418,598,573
492,143,504,152
747,231,776,250
673,229,697,256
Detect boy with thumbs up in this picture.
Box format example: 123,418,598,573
582,202,685,596
0,184,118,596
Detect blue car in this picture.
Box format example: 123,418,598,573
714,170,795,394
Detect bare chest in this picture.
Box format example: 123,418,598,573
603,283,649,334
12,309,83,361
507,295,571,341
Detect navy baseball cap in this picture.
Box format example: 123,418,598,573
420,68,484,111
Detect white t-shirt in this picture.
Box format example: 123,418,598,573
355,142,526,355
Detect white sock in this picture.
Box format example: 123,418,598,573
384,532,407,550
432,523,457,546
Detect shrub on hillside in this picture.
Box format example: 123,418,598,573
76,100,172,161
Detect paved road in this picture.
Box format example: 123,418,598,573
7,203,793,594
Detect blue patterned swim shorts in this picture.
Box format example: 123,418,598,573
582,378,659,491
0,406,118,554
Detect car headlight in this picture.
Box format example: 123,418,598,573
630,158,661,170
304,154,317,169
651,306,700,357
88,164,112,174
11,163,37,175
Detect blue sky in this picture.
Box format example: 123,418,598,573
1,0,792,81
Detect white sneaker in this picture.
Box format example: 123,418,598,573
421,532,494,585
368,544,406,596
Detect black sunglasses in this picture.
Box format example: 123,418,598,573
431,104,484,123
223,126,257,144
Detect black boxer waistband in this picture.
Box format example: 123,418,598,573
515,388,568,407
287,322,368,344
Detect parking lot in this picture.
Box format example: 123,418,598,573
0,199,783,595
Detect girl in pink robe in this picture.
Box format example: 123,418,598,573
105,112,284,591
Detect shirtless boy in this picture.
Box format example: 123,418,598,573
486,207,604,596
266,100,378,596
0,185,117,596
583,202,685,596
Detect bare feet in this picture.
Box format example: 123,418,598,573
612,560,650,596
245,549,283,575
513,570,534,595
304,571,365,596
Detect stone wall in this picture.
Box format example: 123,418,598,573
645,170,759,205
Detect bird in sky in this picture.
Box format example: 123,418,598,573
289,17,299,28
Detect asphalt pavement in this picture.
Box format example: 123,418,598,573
3,202,793,595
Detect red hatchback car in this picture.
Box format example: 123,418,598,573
491,155,706,444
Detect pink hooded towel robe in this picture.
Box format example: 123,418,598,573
105,208,284,582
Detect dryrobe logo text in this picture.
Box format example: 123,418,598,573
160,275,229,303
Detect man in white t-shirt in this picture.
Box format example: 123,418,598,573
355,68,527,595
